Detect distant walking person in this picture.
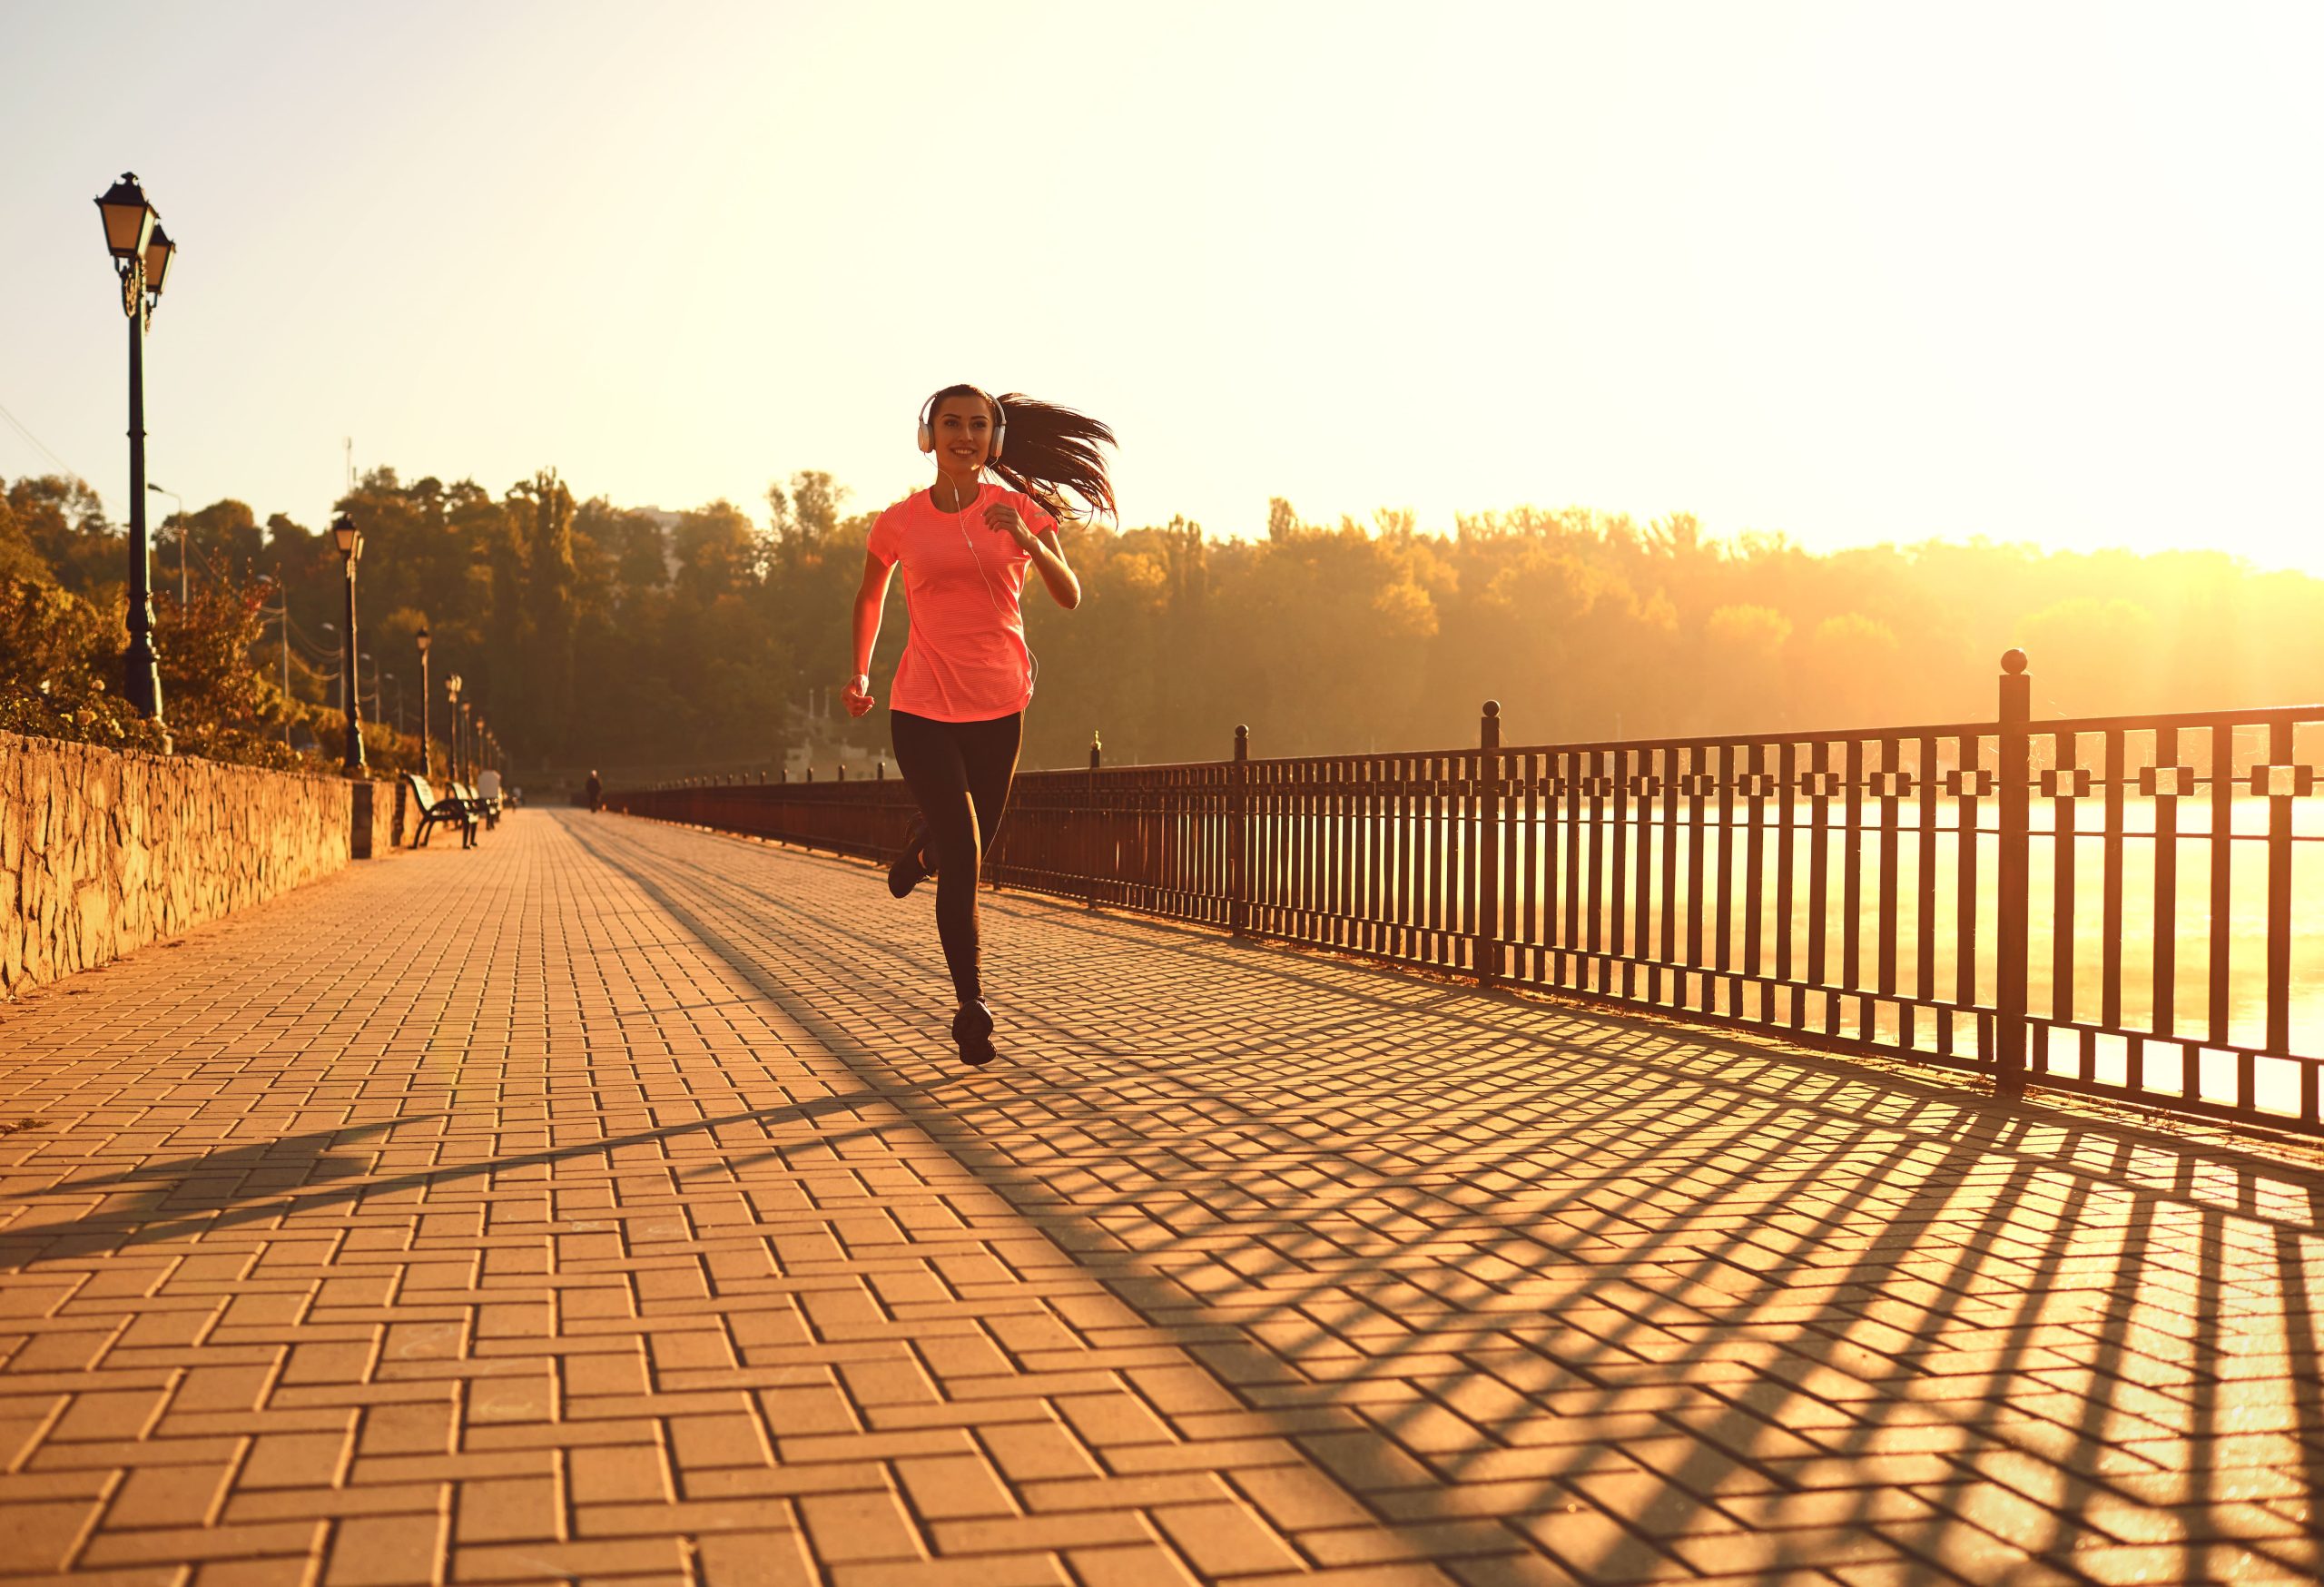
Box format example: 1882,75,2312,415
585,769,603,813
843,385,1113,1065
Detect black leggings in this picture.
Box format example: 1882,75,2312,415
889,709,1024,1004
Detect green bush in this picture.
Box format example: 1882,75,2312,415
0,578,169,754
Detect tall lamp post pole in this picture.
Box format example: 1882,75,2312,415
94,173,176,732
446,675,464,784
330,515,366,775
417,630,434,778
460,703,475,785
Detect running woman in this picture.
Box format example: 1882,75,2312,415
842,384,1116,1065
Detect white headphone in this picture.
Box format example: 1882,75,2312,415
918,387,1005,461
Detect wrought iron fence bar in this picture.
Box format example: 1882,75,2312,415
1659,744,1680,973
1843,738,1866,1021
1610,744,1630,971
1565,748,1584,970
1715,743,1737,981
1808,740,1831,999
1515,748,1533,981
1631,745,1653,992
1426,751,1445,959
2052,729,2078,1053
2154,724,2181,1045
1777,741,1797,1005
1743,742,1767,991
1914,734,1940,1049
1876,737,1900,1002
2102,730,2127,1035
2210,719,2235,1063
1955,733,1982,1030
1691,748,1710,981
2266,718,2296,1069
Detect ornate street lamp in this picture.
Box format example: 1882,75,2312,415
330,515,366,775
416,630,434,778
95,173,176,733
445,673,464,783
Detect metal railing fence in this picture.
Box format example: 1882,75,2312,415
609,653,2324,1137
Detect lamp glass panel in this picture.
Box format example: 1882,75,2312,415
143,227,174,295
96,190,155,259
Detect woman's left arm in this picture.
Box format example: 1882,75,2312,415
1024,531,1080,609
988,503,1081,609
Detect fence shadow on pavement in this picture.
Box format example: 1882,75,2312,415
556,814,2324,1584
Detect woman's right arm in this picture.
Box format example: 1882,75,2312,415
843,551,893,717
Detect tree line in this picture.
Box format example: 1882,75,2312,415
4,466,2318,783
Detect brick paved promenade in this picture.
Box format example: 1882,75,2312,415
2,810,2320,1586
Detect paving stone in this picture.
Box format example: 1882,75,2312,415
1,809,2319,1585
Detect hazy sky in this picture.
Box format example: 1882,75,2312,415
4,2,2319,571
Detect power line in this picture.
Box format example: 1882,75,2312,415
0,395,95,493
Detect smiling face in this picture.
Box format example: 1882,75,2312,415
930,393,997,473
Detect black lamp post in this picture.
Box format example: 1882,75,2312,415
416,630,433,778
95,173,176,733
445,674,463,783
460,702,475,785
331,515,366,774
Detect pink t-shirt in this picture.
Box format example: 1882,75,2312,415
868,484,1056,723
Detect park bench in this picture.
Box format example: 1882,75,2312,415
453,780,501,832
404,773,478,849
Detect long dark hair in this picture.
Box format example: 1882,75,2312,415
927,384,1117,524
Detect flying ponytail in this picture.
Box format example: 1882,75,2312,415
925,384,1118,525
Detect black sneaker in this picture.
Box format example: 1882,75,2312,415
951,1000,997,1067
887,824,934,899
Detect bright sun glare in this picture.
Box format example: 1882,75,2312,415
0,2,2318,570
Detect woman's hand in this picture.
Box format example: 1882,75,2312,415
983,501,1036,549
842,674,874,718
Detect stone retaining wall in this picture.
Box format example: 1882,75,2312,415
352,780,414,859
0,730,397,996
